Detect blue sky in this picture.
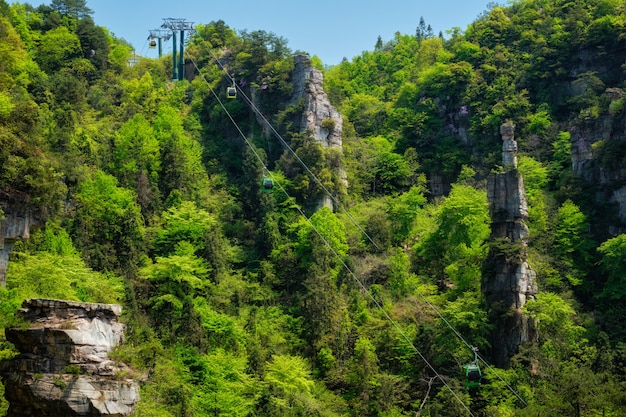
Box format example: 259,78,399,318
19,0,494,66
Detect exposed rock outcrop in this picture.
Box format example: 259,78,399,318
289,54,347,210
483,122,538,368
1,298,139,416
290,54,343,150
570,87,626,228
0,205,37,286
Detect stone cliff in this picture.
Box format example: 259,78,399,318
288,54,346,209
482,122,538,368
0,204,38,287
289,54,343,150
570,87,626,232
1,298,139,416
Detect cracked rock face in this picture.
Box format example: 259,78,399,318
483,124,538,368
0,205,37,286
1,298,140,417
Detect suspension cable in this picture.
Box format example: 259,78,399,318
187,33,530,409
189,56,477,417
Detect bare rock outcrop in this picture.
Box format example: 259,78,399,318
483,122,538,367
289,54,346,209
290,54,343,150
0,205,37,286
1,298,139,417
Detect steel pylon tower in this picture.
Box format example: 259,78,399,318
161,18,194,81
147,29,172,58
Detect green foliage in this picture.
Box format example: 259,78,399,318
415,184,490,291
35,26,81,73
50,0,93,19
386,181,427,244
553,200,593,287
517,156,549,237
151,201,218,257
1,2,626,415
6,224,124,304
523,293,585,359
72,169,144,273
598,234,626,300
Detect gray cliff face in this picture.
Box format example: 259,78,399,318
1,299,140,417
0,205,37,286
483,123,538,368
290,54,343,150
570,87,626,228
284,54,346,210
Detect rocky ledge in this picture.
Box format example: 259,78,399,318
1,298,140,416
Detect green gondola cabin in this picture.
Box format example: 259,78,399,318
463,362,482,388
261,176,274,193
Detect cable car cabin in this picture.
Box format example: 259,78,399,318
226,86,237,99
149,39,157,49
260,176,274,193
463,363,482,388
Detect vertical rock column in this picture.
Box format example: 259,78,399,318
483,122,538,367
289,54,346,210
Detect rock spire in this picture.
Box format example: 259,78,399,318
483,122,538,367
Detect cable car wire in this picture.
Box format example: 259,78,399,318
193,36,382,252
191,38,528,406
187,34,529,410
188,56,477,417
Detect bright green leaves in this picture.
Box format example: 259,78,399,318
189,349,254,417
141,242,208,292
153,105,213,205
152,201,217,256
72,169,144,273
5,222,124,306
554,200,593,287
598,234,626,300
111,113,160,188
309,206,349,259
416,184,490,292
343,94,388,137
0,16,28,89
35,26,81,73
266,354,315,397
523,292,585,359
386,182,427,245
119,72,164,118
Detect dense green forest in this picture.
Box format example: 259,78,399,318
1,0,626,415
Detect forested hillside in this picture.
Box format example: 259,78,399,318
1,0,626,415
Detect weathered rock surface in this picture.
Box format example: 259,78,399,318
1,298,139,416
290,54,343,150
0,205,37,286
483,123,538,368
288,54,346,209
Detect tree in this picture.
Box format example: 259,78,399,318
35,26,82,73
111,113,161,213
50,0,93,19
415,184,490,291
72,170,145,274
386,181,427,244
554,200,593,288
153,105,214,206
598,234,626,300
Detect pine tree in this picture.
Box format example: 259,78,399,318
50,0,93,19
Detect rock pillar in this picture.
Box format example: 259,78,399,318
483,122,538,367
289,54,346,210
